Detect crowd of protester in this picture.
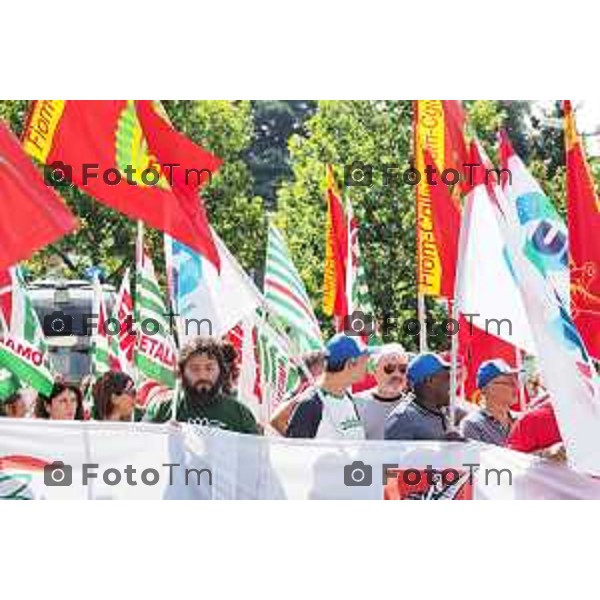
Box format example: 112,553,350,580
0,333,566,461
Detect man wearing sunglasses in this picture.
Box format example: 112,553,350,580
353,344,409,439
460,359,519,446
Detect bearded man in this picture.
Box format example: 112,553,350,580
144,336,260,434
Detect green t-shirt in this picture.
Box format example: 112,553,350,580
145,391,260,435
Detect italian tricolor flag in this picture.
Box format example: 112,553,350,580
0,268,54,395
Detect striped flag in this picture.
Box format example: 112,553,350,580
109,268,136,377
90,276,111,376
264,224,322,353
235,317,263,420
0,268,54,395
0,369,20,400
346,198,380,347
257,321,300,417
134,225,177,388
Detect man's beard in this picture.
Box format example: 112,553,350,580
183,377,223,406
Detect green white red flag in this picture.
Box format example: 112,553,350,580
109,268,136,378
0,267,54,395
90,276,111,377
264,223,322,353
345,197,380,347
257,319,300,421
134,225,177,388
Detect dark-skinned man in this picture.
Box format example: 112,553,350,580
384,353,463,441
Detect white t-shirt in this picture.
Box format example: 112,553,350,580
318,389,365,440
286,387,365,440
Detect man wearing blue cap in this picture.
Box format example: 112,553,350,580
354,343,410,439
384,352,458,441
285,334,369,439
460,359,518,446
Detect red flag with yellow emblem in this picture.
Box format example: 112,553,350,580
22,100,222,269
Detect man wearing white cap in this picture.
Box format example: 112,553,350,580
460,359,518,446
353,344,409,439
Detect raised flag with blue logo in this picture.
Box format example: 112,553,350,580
164,230,263,344
498,134,600,475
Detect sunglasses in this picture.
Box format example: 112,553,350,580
383,364,407,375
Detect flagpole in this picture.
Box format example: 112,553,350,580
418,293,427,352
412,102,428,354
448,297,458,431
134,220,143,421
516,348,526,412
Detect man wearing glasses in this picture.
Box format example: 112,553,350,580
353,344,410,439
459,359,519,446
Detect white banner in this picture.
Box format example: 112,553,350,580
1,420,599,500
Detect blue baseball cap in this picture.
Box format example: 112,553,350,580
476,359,518,389
407,353,450,387
325,334,369,366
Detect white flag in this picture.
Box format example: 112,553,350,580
498,135,600,475
455,158,536,354
165,230,263,344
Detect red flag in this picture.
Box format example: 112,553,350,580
458,316,519,403
134,101,222,268
442,100,470,195
564,100,600,359
0,121,77,271
425,148,461,299
323,165,348,326
22,101,222,270
414,100,469,296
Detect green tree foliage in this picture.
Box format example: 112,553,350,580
246,100,316,208
274,100,428,348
